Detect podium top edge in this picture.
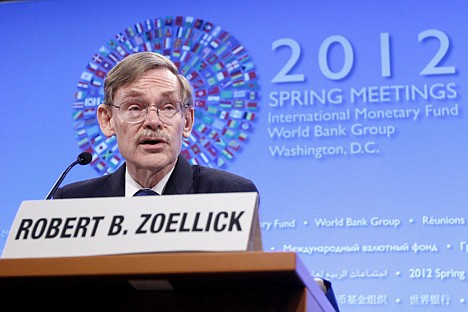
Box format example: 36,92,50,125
0,251,302,278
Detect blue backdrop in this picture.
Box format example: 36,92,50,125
1,0,467,310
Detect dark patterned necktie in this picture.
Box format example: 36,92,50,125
133,189,159,196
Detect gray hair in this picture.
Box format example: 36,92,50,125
103,52,193,108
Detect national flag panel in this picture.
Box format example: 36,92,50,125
211,119,224,130
238,132,248,141
95,161,106,172
110,155,121,167
209,130,220,141
244,71,256,81
181,149,191,160
195,100,206,108
207,77,217,86
75,91,85,100
191,144,201,154
227,119,239,128
219,110,229,119
77,137,89,148
101,150,113,161
196,123,208,133
77,82,89,89
244,112,255,121
216,71,229,81
215,157,225,168
200,152,209,164
229,140,241,151
108,52,119,63
223,128,235,138
241,122,252,131
202,115,214,126
207,144,218,156
75,127,86,137
80,71,93,81
230,109,244,119
222,149,233,160
247,102,258,110
234,100,244,108
95,142,107,154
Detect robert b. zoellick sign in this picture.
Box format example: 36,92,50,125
1,192,258,259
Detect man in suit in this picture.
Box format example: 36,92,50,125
54,51,263,248
54,52,339,311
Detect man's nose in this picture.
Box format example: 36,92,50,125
147,107,160,117
143,107,163,126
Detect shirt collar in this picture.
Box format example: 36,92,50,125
125,166,174,197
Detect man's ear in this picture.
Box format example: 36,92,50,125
182,108,194,138
97,104,115,137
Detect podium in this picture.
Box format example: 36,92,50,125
0,251,335,311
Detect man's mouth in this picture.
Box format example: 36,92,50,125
140,138,163,145
137,131,169,146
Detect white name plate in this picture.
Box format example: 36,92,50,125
2,192,258,259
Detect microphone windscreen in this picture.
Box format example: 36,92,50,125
77,152,92,165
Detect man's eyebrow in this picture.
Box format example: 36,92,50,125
160,90,178,98
122,90,177,98
120,90,144,99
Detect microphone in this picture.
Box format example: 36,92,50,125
45,152,92,200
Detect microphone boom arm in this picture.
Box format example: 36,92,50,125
45,152,92,200
45,160,81,200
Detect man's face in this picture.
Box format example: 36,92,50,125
98,68,193,174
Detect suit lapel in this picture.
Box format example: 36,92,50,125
95,164,126,197
164,155,194,195
97,156,192,196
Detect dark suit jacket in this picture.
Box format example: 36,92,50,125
54,155,257,198
54,154,262,250
54,154,339,311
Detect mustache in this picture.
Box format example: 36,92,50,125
135,129,170,142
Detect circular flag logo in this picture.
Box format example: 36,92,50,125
72,16,260,175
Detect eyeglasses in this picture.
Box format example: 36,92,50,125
109,101,187,124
